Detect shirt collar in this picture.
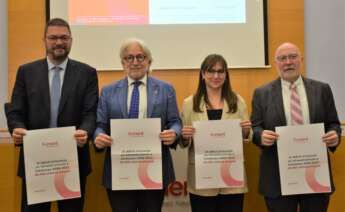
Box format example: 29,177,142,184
281,75,303,88
127,74,147,86
47,57,68,71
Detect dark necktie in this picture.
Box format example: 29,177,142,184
128,81,141,119
50,66,61,127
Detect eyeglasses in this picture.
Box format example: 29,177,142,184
46,35,71,42
276,54,299,62
123,54,147,63
205,69,226,77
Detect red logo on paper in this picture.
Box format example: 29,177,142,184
42,141,59,147
128,131,144,137
210,132,226,138
293,137,308,144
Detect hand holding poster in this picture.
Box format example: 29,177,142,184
111,118,162,190
193,119,244,189
276,123,331,195
23,126,80,205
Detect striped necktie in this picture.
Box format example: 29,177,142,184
50,66,62,127
128,81,141,118
290,83,304,125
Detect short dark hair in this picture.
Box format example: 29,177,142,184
44,18,71,37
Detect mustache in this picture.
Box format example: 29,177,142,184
130,65,143,68
53,45,66,50
284,65,295,70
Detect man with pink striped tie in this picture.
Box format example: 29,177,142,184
251,42,341,212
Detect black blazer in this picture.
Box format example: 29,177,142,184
251,77,341,198
7,58,99,178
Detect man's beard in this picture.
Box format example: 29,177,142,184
48,46,70,61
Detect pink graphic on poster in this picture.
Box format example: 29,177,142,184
220,160,243,187
54,171,80,199
305,166,331,193
138,159,162,189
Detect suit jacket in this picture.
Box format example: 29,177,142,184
94,76,182,189
251,77,341,198
8,58,99,178
180,95,251,196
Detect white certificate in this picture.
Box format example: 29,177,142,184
276,123,331,195
111,118,162,190
23,127,80,205
193,119,244,189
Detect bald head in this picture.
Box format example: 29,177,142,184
275,42,301,59
274,42,303,83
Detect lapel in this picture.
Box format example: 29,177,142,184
58,60,77,113
40,60,51,116
196,99,209,121
193,97,231,121
220,99,230,120
147,77,159,117
303,77,316,123
197,98,232,121
118,79,129,118
271,78,287,125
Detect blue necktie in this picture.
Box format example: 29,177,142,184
50,66,61,127
128,81,141,119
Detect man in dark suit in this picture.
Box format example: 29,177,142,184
7,18,99,212
94,38,181,212
251,42,341,212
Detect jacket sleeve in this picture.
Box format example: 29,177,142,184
164,84,182,149
322,83,341,152
78,67,99,139
250,88,266,148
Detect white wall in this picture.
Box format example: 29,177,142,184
0,0,8,129
305,0,345,121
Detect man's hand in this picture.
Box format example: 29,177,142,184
12,128,27,145
160,129,177,145
322,130,339,147
94,133,113,149
74,129,88,147
261,130,279,146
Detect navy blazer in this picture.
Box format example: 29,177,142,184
94,76,182,189
251,77,341,198
7,58,99,178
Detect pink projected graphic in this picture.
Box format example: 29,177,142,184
220,160,243,187
69,0,148,25
305,166,331,193
138,159,162,189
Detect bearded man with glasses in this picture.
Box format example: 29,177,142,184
6,18,99,212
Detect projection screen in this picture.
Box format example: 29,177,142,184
48,0,268,70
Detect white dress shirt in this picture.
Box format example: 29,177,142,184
281,76,310,125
